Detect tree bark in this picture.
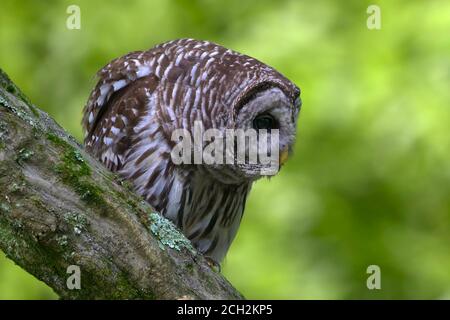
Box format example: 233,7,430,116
0,68,243,300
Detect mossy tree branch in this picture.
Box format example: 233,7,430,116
0,68,243,299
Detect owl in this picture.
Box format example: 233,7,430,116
82,39,301,264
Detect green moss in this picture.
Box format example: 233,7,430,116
148,213,196,254
56,152,104,206
46,132,108,209
6,84,15,93
58,148,91,176
126,199,137,209
46,132,69,148
119,179,135,192
184,262,195,275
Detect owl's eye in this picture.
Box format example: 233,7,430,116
253,114,277,130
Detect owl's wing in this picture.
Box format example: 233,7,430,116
82,51,160,171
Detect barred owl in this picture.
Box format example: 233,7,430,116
82,39,301,264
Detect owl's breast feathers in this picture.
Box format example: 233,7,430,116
82,39,299,262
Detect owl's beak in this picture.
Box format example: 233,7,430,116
280,148,289,166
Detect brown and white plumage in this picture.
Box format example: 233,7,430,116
82,39,301,263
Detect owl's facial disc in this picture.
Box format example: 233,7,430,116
196,87,299,184
202,87,298,183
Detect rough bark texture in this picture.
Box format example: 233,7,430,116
0,68,244,300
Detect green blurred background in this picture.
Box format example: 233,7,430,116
0,0,449,299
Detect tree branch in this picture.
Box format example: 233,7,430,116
0,68,243,299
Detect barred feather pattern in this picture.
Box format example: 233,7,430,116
82,38,300,262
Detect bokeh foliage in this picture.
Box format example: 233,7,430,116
0,0,449,299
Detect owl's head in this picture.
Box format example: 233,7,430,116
201,83,301,184
154,40,304,184
234,85,301,178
